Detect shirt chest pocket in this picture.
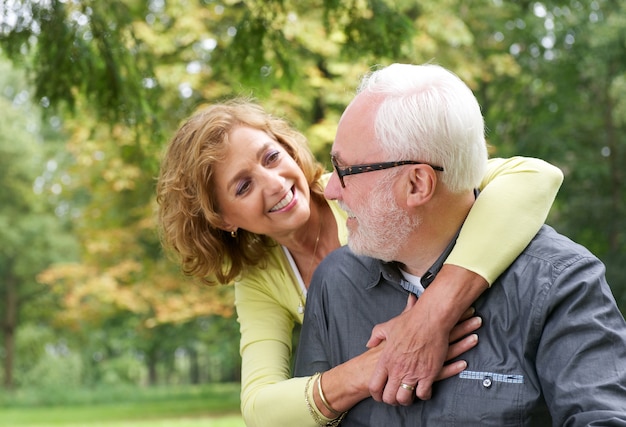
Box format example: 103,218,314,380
446,370,528,426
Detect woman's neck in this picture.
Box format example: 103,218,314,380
284,199,339,287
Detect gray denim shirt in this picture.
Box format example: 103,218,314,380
294,225,626,426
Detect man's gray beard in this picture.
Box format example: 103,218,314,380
348,179,420,262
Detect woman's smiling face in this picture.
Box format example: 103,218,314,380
213,125,312,237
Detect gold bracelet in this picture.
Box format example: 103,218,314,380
317,372,343,417
305,373,327,426
304,373,347,426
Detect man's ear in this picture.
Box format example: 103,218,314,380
405,165,437,207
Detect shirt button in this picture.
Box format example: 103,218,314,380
482,376,493,388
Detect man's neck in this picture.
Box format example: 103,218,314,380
397,191,475,276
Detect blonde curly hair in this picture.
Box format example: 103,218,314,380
156,98,326,284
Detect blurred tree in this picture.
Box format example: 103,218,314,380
0,0,160,127
0,60,78,389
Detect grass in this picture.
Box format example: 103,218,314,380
0,383,245,427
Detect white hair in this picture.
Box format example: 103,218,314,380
357,63,488,193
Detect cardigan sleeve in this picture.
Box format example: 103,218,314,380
444,156,563,285
235,278,319,427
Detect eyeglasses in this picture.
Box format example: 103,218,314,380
330,155,444,188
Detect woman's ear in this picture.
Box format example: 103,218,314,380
405,165,437,207
216,216,236,233
218,222,237,233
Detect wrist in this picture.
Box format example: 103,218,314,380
321,355,375,412
317,372,344,418
305,373,347,426
416,264,488,328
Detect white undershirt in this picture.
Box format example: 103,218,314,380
400,269,425,297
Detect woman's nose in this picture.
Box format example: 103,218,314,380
262,168,287,195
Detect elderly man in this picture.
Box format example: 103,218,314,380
294,63,626,426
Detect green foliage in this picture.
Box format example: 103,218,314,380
20,350,83,392
0,58,80,389
11,325,81,390
340,0,415,59
1,0,160,128
213,7,298,90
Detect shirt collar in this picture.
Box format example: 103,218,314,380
376,226,461,289
419,227,460,288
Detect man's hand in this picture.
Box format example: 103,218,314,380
367,296,452,404
366,265,488,405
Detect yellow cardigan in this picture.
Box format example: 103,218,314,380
234,156,563,427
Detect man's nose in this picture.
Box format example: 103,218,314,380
324,171,341,200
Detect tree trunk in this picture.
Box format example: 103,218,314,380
188,346,200,384
3,273,17,390
146,349,158,386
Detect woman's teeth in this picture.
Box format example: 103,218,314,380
270,189,294,212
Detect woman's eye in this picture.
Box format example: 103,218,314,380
235,180,251,196
265,150,281,165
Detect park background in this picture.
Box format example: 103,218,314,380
1,0,624,425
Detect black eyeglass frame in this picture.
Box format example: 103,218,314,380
330,155,444,188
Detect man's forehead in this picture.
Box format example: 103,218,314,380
331,92,383,163
340,92,380,123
